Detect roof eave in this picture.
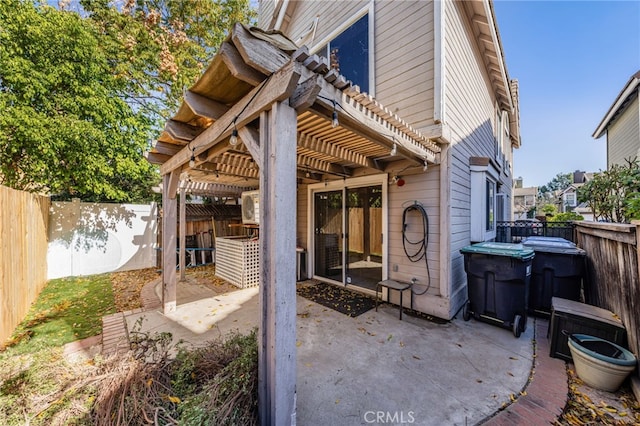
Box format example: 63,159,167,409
593,70,640,139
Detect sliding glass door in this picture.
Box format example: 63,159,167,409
345,186,382,290
314,190,343,281
311,180,384,291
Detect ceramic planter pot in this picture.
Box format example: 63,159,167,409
568,333,637,392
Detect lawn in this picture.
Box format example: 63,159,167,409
4,274,116,354
0,267,258,426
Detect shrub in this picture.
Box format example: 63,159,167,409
578,158,640,223
550,212,584,222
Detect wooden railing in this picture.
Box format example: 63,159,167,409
575,221,640,377
0,186,50,345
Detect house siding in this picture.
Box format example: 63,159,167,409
443,1,513,315
387,170,441,288
257,0,276,29
375,1,435,127
608,96,640,167
270,1,436,128
281,0,369,44
297,184,309,252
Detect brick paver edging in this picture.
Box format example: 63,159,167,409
480,318,568,425
101,277,162,357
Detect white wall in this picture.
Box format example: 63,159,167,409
47,200,158,279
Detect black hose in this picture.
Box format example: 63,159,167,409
402,203,431,295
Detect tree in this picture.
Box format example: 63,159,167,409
0,1,159,201
577,158,640,223
0,0,255,202
80,0,256,121
542,204,558,216
549,211,584,222
539,172,572,196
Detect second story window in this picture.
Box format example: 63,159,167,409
565,192,576,207
316,14,369,93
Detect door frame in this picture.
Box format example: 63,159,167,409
307,174,388,288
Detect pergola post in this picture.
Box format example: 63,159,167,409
179,186,186,280
258,101,297,425
162,172,178,313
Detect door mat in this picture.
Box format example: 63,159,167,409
297,281,377,317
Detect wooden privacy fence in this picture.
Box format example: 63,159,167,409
0,186,50,345
575,221,640,378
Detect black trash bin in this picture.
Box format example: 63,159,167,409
522,236,586,317
460,242,535,338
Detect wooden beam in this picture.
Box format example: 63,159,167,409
257,102,297,426
144,151,171,165
184,90,230,120
232,23,291,75
297,153,352,177
179,186,186,281
290,74,322,112
304,74,438,164
167,169,180,199
160,60,300,175
165,119,205,143
201,140,232,164
297,132,382,170
220,41,267,86
238,125,261,163
162,174,177,314
152,141,183,156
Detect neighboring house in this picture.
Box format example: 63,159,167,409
146,0,521,323
558,170,594,214
593,70,640,168
513,179,537,220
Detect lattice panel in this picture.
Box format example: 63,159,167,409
215,237,260,288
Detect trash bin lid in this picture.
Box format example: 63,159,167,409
522,236,586,255
460,242,535,260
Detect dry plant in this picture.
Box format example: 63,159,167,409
89,326,258,426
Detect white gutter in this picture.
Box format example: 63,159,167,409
593,71,640,139
274,0,289,31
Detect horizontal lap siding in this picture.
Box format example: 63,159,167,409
282,1,369,46
444,2,505,309
388,170,441,294
376,1,435,128
297,184,308,250
257,0,276,29
608,97,640,166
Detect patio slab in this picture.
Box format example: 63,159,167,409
120,281,537,425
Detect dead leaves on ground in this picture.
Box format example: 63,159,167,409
555,367,640,425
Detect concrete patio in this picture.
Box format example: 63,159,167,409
96,279,567,425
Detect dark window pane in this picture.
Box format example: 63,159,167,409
327,15,369,93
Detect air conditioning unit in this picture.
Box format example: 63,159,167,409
241,190,260,225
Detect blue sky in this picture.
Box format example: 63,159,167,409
493,0,640,188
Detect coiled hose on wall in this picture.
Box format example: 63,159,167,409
402,202,431,295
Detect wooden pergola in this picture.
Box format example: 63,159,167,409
145,23,441,426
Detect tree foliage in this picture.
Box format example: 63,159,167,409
577,158,640,223
0,0,158,201
549,211,584,222
542,203,558,216
539,172,572,195
0,0,255,202
81,0,256,120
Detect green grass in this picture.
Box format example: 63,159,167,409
0,273,117,425
4,274,116,354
